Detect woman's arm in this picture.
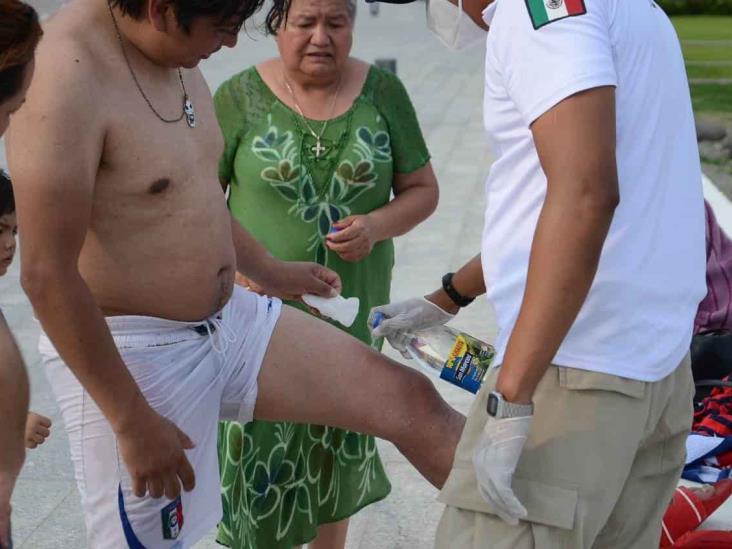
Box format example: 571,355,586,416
326,162,439,262
371,162,439,240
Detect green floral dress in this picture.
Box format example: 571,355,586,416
214,64,430,548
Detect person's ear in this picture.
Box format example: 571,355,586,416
148,0,175,32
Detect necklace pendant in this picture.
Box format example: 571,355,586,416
184,95,196,128
312,138,327,158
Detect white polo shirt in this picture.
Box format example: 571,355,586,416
481,0,706,381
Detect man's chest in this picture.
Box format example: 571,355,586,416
92,93,224,210
106,93,221,168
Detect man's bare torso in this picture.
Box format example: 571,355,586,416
44,2,236,321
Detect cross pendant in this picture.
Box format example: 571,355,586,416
312,139,327,158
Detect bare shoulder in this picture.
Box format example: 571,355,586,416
6,10,108,196
35,14,107,110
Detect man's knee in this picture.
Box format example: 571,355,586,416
379,364,461,446
395,366,443,417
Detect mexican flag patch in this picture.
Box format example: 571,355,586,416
525,0,587,29
161,497,184,540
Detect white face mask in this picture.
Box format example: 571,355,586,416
426,0,487,51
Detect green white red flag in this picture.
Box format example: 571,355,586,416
525,0,587,29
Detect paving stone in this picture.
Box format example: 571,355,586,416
697,119,728,142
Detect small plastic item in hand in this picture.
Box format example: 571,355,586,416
302,294,360,327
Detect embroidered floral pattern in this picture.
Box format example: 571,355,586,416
250,118,392,265
218,421,384,547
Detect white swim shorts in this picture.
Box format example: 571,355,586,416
39,287,282,548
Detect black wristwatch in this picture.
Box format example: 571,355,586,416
442,272,475,308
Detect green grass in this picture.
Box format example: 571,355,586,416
682,43,732,62
672,16,732,41
672,16,732,113
691,83,732,113
686,63,732,80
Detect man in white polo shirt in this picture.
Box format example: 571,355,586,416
370,0,706,546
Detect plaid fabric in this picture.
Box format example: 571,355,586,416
683,378,732,482
694,378,732,437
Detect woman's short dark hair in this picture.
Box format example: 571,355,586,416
0,171,15,217
110,0,266,32
264,0,355,35
0,0,43,103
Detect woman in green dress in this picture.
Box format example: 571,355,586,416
214,0,438,546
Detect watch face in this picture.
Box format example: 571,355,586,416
487,393,499,416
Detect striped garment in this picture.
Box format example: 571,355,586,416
695,200,732,334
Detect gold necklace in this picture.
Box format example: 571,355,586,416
282,74,342,159
107,2,196,128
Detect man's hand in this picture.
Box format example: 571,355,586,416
252,259,341,301
326,216,377,263
234,272,263,294
116,407,196,500
25,412,52,450
368,297,455,355
472,416,531,525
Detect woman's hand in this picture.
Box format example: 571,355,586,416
326,215,379,263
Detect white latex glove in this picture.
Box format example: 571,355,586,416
368,297,455,355
472,415,532,525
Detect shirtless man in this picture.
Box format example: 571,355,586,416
6,0,464,546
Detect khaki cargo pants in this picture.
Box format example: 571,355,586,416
436,356,694,549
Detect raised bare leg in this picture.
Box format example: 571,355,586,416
254,306,465,488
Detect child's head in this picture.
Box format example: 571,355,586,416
0,171,17,276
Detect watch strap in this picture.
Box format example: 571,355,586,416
487,391,534,419
442,272,475,308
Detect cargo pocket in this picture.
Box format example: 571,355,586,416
438,467,578,531
557,367,646,399
512,476,578,530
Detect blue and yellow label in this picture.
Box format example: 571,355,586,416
440,334,494,394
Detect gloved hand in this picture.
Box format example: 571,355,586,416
472,415,532,525
368,297,455,355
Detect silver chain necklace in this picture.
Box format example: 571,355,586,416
107,2,196,128
283,74,342,159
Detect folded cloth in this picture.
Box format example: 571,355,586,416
660,480,732,547
684,464,732,485
683,377,732,482
686,434,732,465
694,376,732,435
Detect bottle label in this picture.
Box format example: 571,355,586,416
440,333,495,394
